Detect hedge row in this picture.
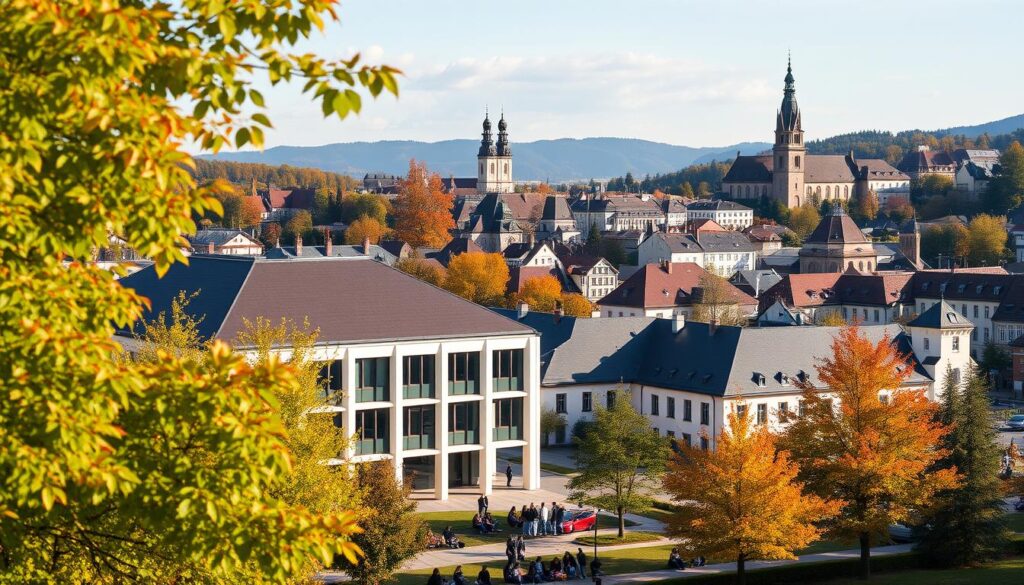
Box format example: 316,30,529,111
656,553,922,585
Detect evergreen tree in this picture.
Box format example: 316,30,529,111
918,367,1009,567
680,181,695,198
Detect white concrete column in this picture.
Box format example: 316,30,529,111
522,336,542,491
481,343,495,495
390,347,404,483
342,350,357,459
434,345,449,500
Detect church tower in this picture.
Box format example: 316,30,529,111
772,56,805,208
477,111,514,194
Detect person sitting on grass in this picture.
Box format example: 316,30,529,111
548,555,564,580
667,547,686,570
527,557,544,584
442,525,459,549
483,512,499,533
452,565,466,585
508,506,521,529
477,565,492,585
426,568,444,585
505,562,524,584
425,528,445,549
562,551,577,579
472,513,485,534
690,556,705,567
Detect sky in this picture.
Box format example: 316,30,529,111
248,0,1024,149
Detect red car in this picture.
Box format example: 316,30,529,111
560,509,597,534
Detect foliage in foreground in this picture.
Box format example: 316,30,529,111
664,407,838,584
568,390,669,537
0,0,396,580
780,326,959,580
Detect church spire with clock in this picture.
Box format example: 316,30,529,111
772,55,806,208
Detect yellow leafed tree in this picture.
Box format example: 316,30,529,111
663,407,838,585
442,251,510,306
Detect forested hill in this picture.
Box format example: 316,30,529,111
191,159,358,192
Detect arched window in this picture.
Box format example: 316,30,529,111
825,186,831,197
778,155,784,167
795,155,801,169
504,163,509,175
796,135,801,144
858,261,864,271
479,163,484,174
762,185,768,196
843,185,849,198
806,186,812,196
795,195,801,207
745,185,751,197
490,163,495,173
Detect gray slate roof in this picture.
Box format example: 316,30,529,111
908,300,973,330
492,309,930,396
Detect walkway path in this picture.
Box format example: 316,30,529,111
598,543,915,584
404,509,665,571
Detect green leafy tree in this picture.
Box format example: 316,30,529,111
540,407,567,447
343,192,391,226
0,0,397,580
568,389,669,537
696,181,712,198
966,214,1007,266
285,210,314,243
980,342,1012,373
788,204,821,240
679,182,695,199
984,141,1024,213
337,461,426,585
918,367,1009,567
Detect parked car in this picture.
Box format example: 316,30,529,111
560,509,598,534
887,523,914,543
1007,414,1024,430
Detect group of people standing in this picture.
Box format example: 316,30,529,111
506,502,567,537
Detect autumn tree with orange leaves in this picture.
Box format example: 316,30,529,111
344,216,390,245
664,406,837,585
780,325,959,580
513,274,563,312
393,160,454,248
442,251,509,306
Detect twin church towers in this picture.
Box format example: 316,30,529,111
476,110,514,193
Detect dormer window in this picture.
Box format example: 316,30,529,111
754,373,767,387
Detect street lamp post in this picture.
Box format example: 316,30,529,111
593,507,599,562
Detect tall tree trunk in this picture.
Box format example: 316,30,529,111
736,554,746,585
617,506,625,538
858,532,871,580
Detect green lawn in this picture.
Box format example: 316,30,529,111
819,557,1024,585
574,531,663,547
1006,512,1024,533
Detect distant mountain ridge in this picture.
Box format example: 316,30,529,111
200,113,1024,182
201,138,772,182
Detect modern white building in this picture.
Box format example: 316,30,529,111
496,301,973,446
117,255,542,500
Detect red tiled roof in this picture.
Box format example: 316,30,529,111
598,262,756,310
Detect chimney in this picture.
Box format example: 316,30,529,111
709,318,719,335
207,241,215,254
553,300,564,324
324,231,333,256
662,260,672,274
672,313,686,334
517,301,530,320
363,236,371,255
295,234,302,256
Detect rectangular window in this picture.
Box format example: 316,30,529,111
355,408,389,455
667,430,675,438
700,436,709,451
952,336,960,352
582,392,593,412
873,309,880,322
402,354,435,399
555,393,567,414
651,394,660,416
924,338,930,351
653,427,660,436
798,400,807,417
756,403,767,425
736,404,748,419
607,390,617,409
974,305,978,318
448,352,480,395
984,327,990,342
318,360,344,399
778,402,789,419
493,398,524,441
684,399,693,422
985,306,990,319
448,401,480,445
356,357,389,402
403,405,435,450
493,349,524,392
667,397,676,419
700,402,710,425
682,433,692,446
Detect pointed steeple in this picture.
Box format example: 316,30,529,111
777,54,801,133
